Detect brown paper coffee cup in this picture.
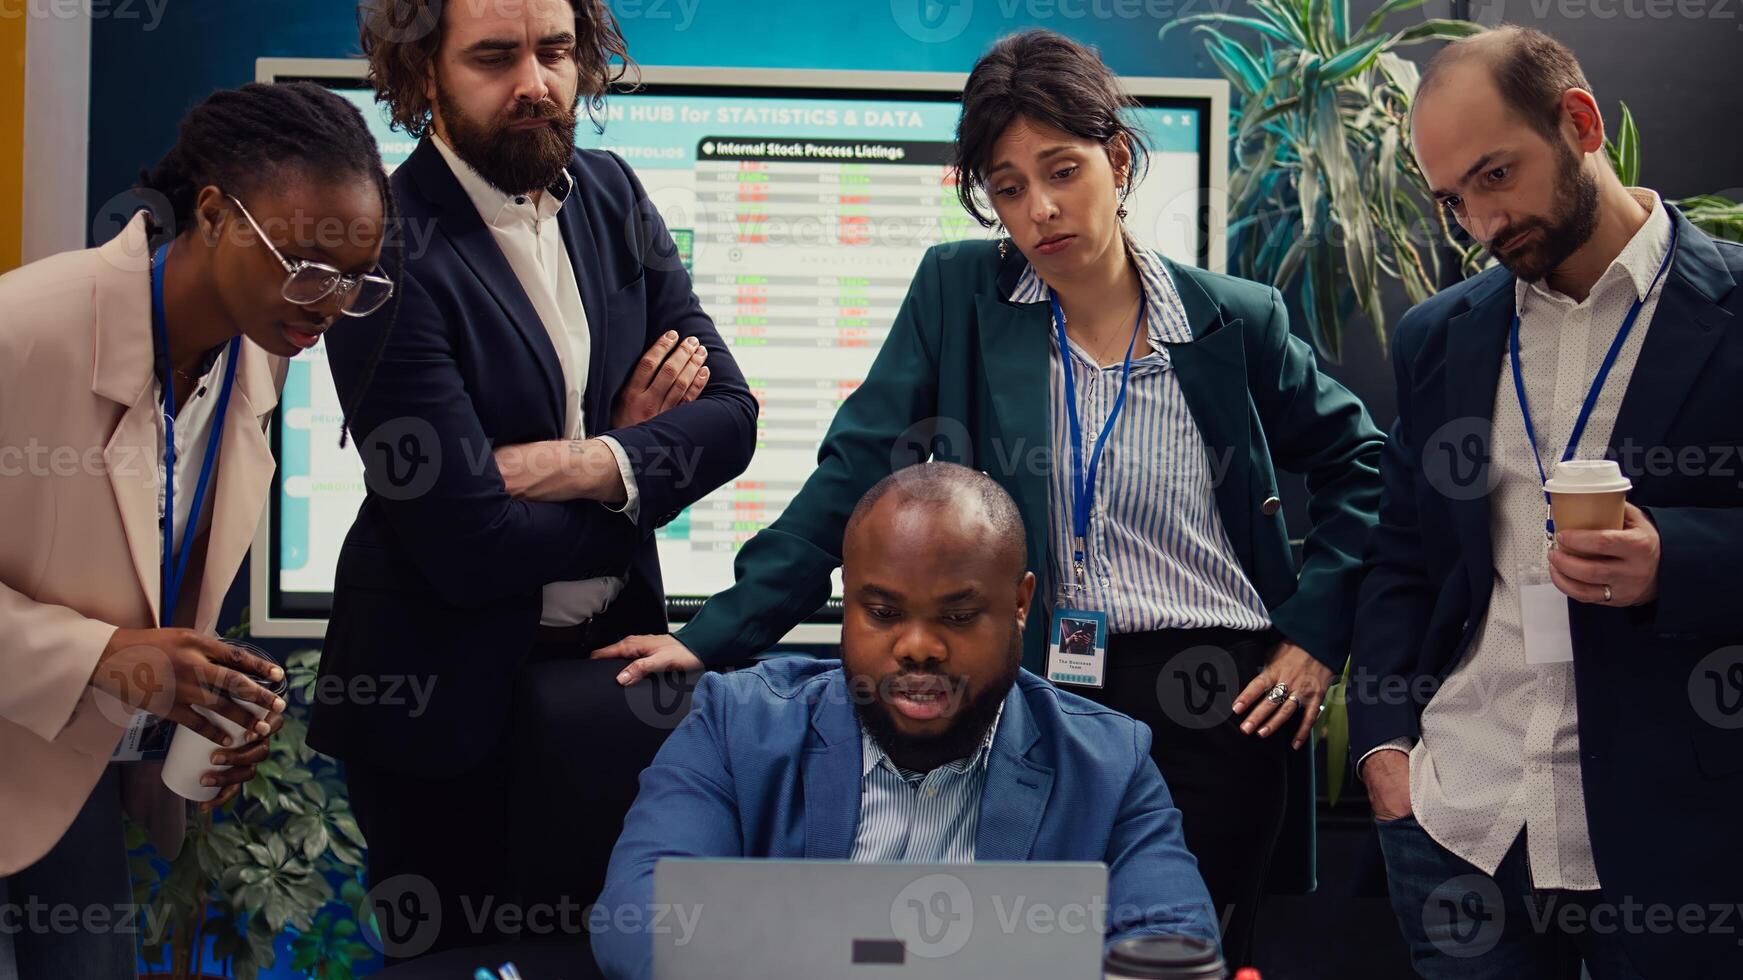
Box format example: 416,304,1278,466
1548,490,1627,531
1544,460,1632,534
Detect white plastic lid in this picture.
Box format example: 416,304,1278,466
1544,459,1632,494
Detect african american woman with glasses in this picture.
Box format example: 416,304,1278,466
0,81,396,979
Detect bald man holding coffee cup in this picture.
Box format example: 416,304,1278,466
1347,27,1743,976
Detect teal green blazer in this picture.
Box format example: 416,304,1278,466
679,239,1384,675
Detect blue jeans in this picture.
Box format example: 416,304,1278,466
1375,814,1648,980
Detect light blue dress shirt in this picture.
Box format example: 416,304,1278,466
848,704,1003,862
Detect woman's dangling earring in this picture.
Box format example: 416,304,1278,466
1116,207,1129,220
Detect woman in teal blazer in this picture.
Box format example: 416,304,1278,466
596,30,1384,966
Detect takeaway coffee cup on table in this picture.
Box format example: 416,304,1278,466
161,641,287,802
1545,460,1632,535
1104,934,1227,979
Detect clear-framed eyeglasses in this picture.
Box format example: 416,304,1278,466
227,193,395,317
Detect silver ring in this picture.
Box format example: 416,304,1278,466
1265,682,1290,705
1317,703,1327,715
1602,584,1613,604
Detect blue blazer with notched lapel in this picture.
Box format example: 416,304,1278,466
309,141,758,775
1349,207,1743,974
670,239,1384,895
591,657,1220,980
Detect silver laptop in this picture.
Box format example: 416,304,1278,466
652,859,1108,980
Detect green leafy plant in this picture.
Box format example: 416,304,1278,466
129,627,372,980
1163,0,1485,360
1606,102,1743,243
289,900,376,980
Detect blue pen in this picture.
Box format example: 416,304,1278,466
473,970,495,980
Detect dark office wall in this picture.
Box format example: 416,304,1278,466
1468,0,1743,203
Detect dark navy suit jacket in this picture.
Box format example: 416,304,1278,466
592,658,1220,980
1349,207,1743,973
309,142,757,774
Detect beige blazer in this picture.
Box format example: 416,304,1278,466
0,213,286,874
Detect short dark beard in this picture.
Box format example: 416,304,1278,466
1488,137,1599,284
435,80,580,196
850,631,1021,774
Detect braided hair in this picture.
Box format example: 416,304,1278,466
136,80,404,448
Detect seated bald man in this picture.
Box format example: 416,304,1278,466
592,462,1217,980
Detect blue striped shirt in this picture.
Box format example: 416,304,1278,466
1011,249,1272,634
847,704,1004,863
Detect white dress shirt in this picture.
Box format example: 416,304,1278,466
1370,189,1673,890
153,344,228,623
432,136,640,626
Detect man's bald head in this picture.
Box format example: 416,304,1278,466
838,462,1036,772
843,462,1027,583
1409,25,1611,284
1415,26,1593,145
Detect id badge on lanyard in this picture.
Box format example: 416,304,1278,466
1042,288,1143,690
111,243,242,762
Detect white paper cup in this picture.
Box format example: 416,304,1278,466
161,642,286,802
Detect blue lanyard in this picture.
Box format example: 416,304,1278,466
1051,288,1145,589
151,243,242,625
1509,219,1677,539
